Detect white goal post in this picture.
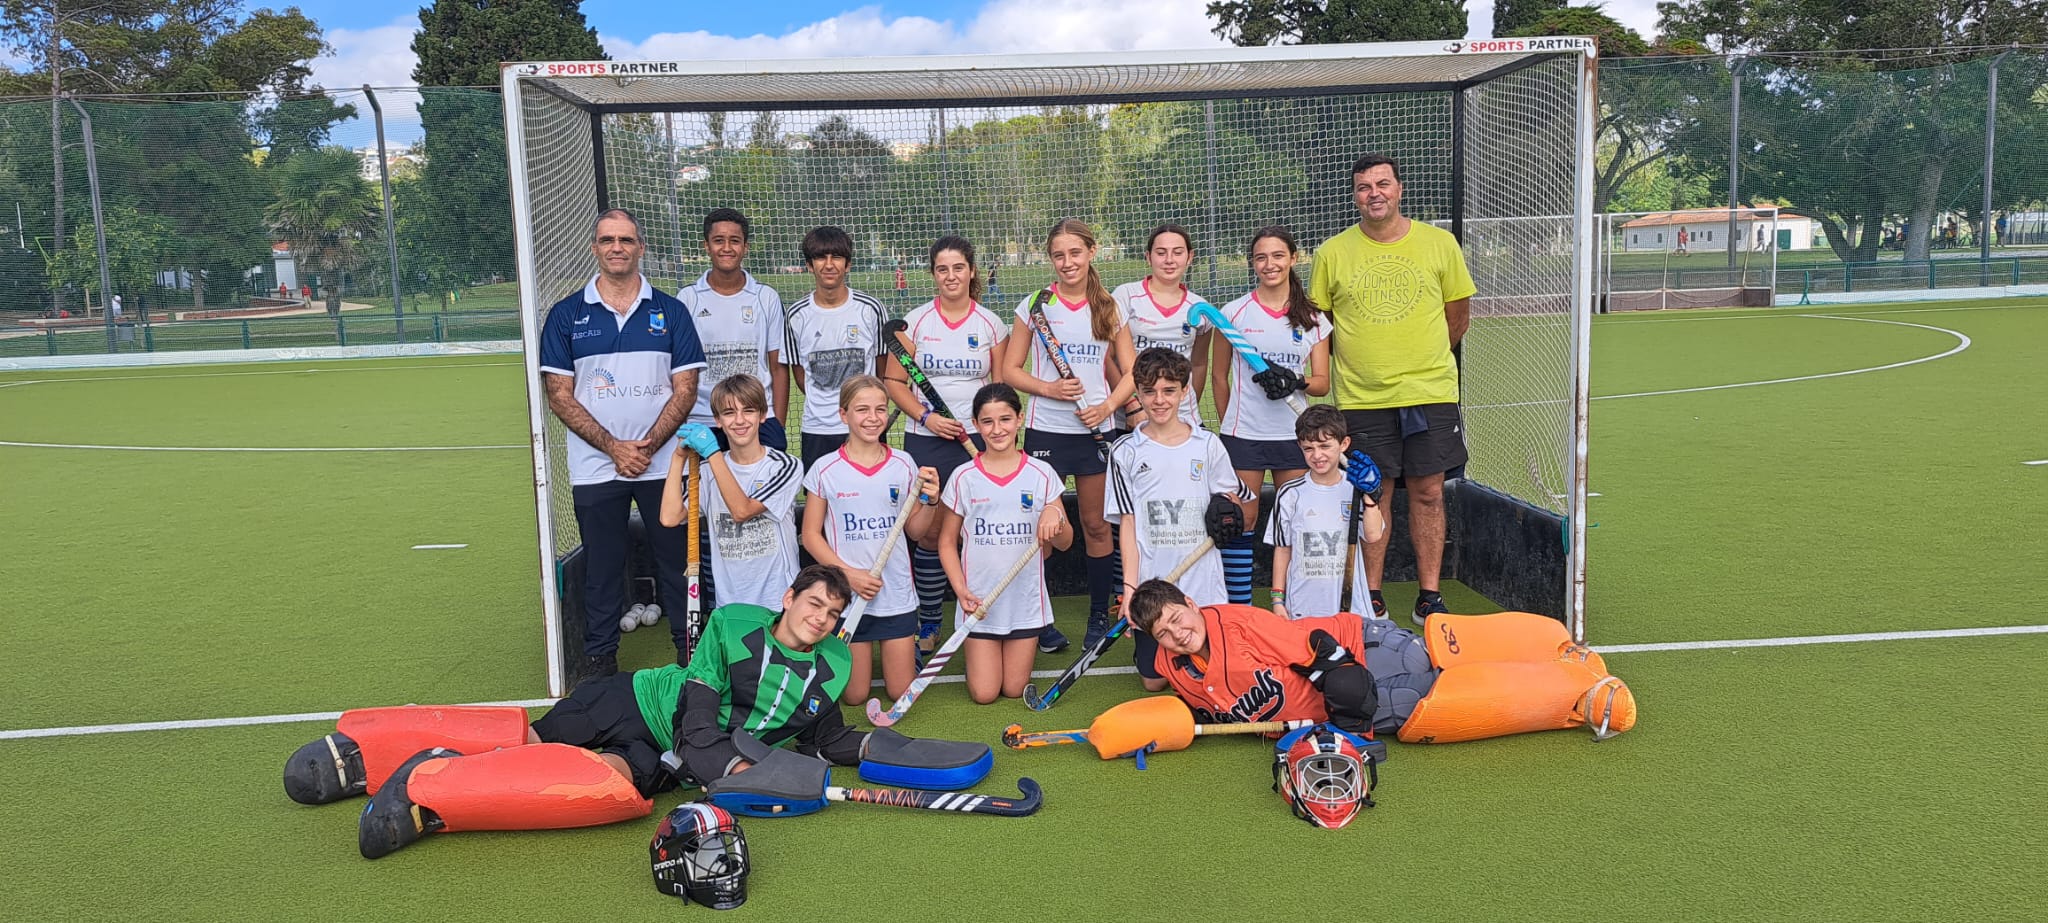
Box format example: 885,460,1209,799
504,39,1599,696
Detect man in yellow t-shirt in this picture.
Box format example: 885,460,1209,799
1309,153,1476,628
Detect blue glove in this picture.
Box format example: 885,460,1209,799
676,423,720,459
1344,450,1381,496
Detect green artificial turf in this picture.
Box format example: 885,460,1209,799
3,297,2045,920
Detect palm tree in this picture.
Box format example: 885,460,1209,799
265,146,379,318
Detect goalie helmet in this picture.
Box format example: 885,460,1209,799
1273,724,1376,829
650,802,750,909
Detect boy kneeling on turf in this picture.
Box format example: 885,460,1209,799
283,566,973,859
1266,405,1387,620
1124,580,1638,744
1105,346,1254,692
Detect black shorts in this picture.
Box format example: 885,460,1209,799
903,432,985,484
1024,428,1109,478
1132,627,1162,679
800,431,849,470
1343,403,1469,481
714,417,788,454
1220,434,1308,472
529,672,673,797
846,610,918,643
968,624,1044,642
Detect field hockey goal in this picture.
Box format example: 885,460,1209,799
504,40,1599,695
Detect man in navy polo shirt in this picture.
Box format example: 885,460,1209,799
540,208,709,675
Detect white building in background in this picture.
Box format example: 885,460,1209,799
272,242,299,290
1620,208,1817,253
353,146,423,183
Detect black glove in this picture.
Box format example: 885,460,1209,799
1252,365,1306,401
1288,629,1357,689
1204,493,1246,545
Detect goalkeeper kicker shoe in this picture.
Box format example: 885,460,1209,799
284,732,366,805
358,748,457,859
1411,592,1449,628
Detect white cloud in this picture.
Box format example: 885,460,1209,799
306,17,425,145
603,1,1230,61
1471,1,1666,41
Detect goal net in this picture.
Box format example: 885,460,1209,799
505,41,1598,695
1599,208,1780,312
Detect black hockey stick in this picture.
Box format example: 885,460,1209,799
1021,536,1216,710
1025,288,1111,461
882,318,978,457
828,777,1042,817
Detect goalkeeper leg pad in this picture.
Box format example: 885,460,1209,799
360,744,651,858
1398,660,1637,744
285,705,529,805
858,727,993,790
1422,611,1602,673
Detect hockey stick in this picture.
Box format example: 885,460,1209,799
1339,449,1380,617
881,318,978,458
685,451,704,650
1025,288,1112,461
1187,300,1309,414
866,542,1039,727
828,777,1042,817
1001,718,1312,749
1021,535,1217,711
834,464,921,644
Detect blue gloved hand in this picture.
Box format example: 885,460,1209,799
1344,450,1381,496
676,423,720,459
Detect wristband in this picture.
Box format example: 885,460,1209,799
919,410,933,428
1271,589,1287,603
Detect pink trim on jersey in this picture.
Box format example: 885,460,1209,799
972,454,1028,487
934,301,980,329
1143,277,1189,316
1056,291,1089,311
1252,291,1290,319
835,445,896,478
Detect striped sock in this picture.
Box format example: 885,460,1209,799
1222,530,1257,605
912,545,947,624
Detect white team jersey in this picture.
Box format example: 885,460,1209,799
703,449,805,610
802,447,919,616
940,455,1061,635
898,300,1007,438
1113,278,1207,426
1218,292,1331,441
682,271,784,425
1103,424,1250,606
785,290,885,436
1264,474,1370,619
1016,290,1117,436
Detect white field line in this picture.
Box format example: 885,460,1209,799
1600,300,2046,324
0,360,519,389
1471,314,1972,410
0,440,524,452
8,625,2047,741
412,544,470,550
2025,459,2048,466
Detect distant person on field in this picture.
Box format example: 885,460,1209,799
540,207,709,676
109,294,123,322
279,282,290,300
301,283,312,303
1311,153,1476,628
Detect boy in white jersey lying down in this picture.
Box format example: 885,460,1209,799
1106,346,1255,692
662,373,805,612
937,382,1074,703
1266,405,1388,620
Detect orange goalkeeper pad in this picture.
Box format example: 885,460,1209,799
336,705,530,795
1421,611,1606,674
1398,659,1637,744
406,743,651,832
1087,696,1198,760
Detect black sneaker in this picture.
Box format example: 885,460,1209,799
358,747,457,859
585,652,619,677
283,732,366,805
1411,593,1449,628
1081,611,1111,652
1369,597,1389,620
1038,625,1071,654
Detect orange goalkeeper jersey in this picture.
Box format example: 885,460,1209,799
1154,605,1368,725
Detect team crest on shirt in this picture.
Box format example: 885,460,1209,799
967,333,980,349
742,305,755,323
1190,460,1203,480
889,485,901,504
844,324,862,345
649,310,667,334
1292,327,1304,343
1021,491,1034,511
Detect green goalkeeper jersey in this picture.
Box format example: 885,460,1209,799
633,603,854,751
